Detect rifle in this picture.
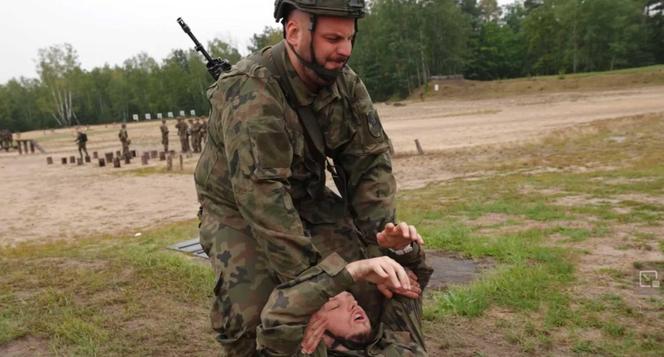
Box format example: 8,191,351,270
177,17,231,80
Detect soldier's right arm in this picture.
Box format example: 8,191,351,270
212,73,320,282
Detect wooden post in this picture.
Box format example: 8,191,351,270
29,141,35,153
85,156,91,163
69,156,76,164
99,158,106,167
166,154,173,171
46,157,53,165
17,141,23,155
131,150,137,158
159,151,166,161
124,155,131,164
150,150,158,159
179,154,183,171
61,157,68,165
77,158,83,166
113,157,121,168
105,152,113,163
415,139,424,155
93,151,98,159
141,154,149,165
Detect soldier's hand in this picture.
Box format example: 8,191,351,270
377,222,424,250
377,268,421,299
345,256,410,291
301,312,327,354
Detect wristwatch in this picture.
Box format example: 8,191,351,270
389,243,414,256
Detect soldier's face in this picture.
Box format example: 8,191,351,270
319,292,371,343
311,16,355,71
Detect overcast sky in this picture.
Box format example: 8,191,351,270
0,0,515,83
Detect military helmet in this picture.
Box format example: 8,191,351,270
274,0,366,22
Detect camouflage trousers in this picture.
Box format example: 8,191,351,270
199,208,385,357
78,144,89,160
162,137,169,153
180,136,189,153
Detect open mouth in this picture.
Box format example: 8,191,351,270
352,308,366,322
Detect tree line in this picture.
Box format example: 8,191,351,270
1,0,663,132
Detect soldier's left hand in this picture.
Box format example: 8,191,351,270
301,312,328,354
377,222,424,250
377,268,421,299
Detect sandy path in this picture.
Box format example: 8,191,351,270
1,86,663,245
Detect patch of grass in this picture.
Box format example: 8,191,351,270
0,220,215,355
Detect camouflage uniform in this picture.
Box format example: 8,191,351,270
175,119,189,153
75,131,89,160
191,119,202,153
118,126,130,157
200,118,208,146
160,121,169,152
257,247,432,356
1,129,13,151
195,40,413,356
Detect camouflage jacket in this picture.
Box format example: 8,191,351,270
195,40,397,282
160,124,169,136
175,121,188,137
256,247,432,356
191,122,201,134
118,128,128,142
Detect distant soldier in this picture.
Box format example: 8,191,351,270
75,128,89,160
118,123,130,158
200,118,208,146
160,119,169,152
175,118,189,153
2,129,13,151
191,118,201,153
186,119,194,153
0,129,7,151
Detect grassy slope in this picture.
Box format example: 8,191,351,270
418,65,664,100
2,80,664,355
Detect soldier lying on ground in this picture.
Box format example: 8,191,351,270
257,246,432,356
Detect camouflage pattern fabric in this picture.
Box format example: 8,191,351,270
256,246,433,356
195,41,398,356
76,132,89,160
118,128,130,157
191,120,202,153
160,123,169,152
201,119,208,145
175,119,189,153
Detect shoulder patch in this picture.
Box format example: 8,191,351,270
367,110,383,138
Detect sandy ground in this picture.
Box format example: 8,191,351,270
1,86,663,246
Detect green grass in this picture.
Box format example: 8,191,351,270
0,221,215,355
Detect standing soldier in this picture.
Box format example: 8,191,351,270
186,119,194,153
200,117,208,146
2,129,13,151
118,123,130,158
160,119,169,152
175,118,189,153
194,1,425,355
0,129,7,151
75,128,89,160
190,117,201,153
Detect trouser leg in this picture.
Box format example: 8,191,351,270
200,216,277,357
378,295,427,354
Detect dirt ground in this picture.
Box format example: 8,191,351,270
1,86,663,246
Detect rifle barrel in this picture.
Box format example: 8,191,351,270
177,17,213,62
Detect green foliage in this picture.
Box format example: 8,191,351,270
247,26,283,53
0,39,241,132
2,0,663,130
